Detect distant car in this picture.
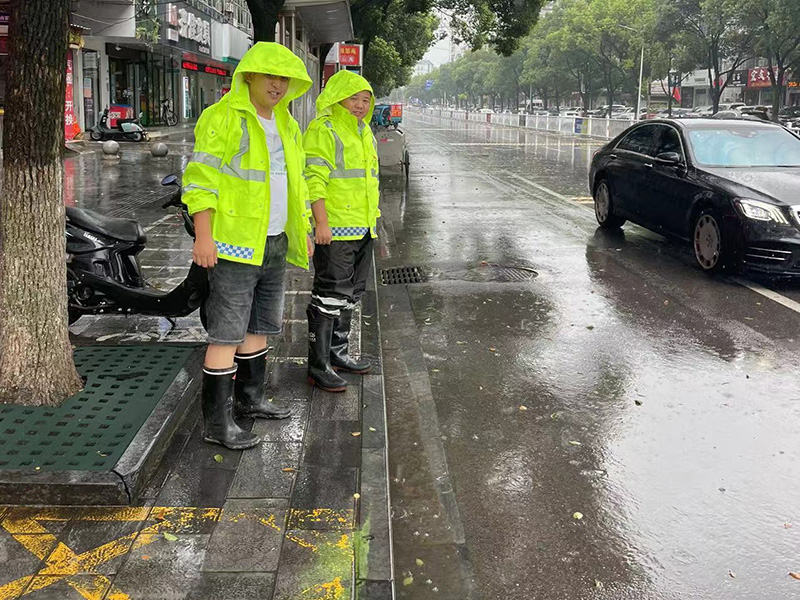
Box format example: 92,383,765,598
656,108,692,119
718,102,746,111
779,106,800,122
478,108,494,114
712,109,771,122
688,105,714,118
589,119,800,275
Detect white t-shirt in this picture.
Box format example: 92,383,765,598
257,114,288,236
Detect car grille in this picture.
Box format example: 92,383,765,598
792,205,800,228
743,246,793,264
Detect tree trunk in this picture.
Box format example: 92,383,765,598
246,0,286,42
0,0,82,406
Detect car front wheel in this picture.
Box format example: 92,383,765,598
594,180,626,229
693,209,734,273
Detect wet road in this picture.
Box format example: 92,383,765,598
378,114,800,599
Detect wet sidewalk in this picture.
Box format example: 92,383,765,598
0,146,393,600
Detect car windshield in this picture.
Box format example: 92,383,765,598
688,127,800,167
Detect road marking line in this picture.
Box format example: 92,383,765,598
504,172,571,201
731,277,800,315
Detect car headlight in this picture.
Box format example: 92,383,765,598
735,198,789,224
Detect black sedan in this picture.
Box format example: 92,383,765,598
589,119,800,275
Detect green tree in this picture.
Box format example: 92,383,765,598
0,0,83,405
660,0,755,113
440,0,547,55
739,0,800,119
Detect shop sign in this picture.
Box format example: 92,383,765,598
720,70,747,87
164,3,211,55
338,44,362,67
182,60,228,77
0,12,9,56
64,51,81,140
748,66,783,88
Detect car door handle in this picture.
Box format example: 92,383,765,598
644,163,654,168
609,153,618,160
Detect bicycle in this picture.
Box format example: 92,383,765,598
160,98,178,127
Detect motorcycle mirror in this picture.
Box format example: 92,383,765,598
161,174,178,186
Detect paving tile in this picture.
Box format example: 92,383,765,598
266,363,312,402
358,449,392,582
179,424,245,471
0,507,72,535
253,401,308,443
355,579,393,600
186,572,275,600
301,420,362,469
156,466,236,508
24,574,117,599
272,530,353,600
0,531,56,599
137,426,193,502
202,498,287,572
227,442,302,499
112,534,211,600
291,466,358,521
143,506,221,535
309,380,360,421
47,508,149,575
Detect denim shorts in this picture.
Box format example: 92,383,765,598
205,233,288,345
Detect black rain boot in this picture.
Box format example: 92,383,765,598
307,305,348,392
234,349,291,419
202,366,261,450
330,309,371,374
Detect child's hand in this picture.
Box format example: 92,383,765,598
315,224,333,245
193,235,218,268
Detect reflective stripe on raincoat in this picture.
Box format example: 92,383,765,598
303,70,381,241
182,42,313,268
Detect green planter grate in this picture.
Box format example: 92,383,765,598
0,345,194,472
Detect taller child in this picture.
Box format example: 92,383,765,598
303,70,380,391
182,42,314,450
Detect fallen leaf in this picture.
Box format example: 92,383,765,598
586,325,594,330
369,427,377,432
785,523,793,529
415,558,425,567
351,432,362,437
163,532,178,542
353,493,361,499
635,400,643,406
573,512,584,520
664,300,669,305
489,347,496,352
213,454,224,463
403,575,414,586
550,412,559,420
35,467,41,471
456,341,468,345
96,451,109,457
790,572,800,580
141,555,151,560
595,580,603,588
519,405,528,411
729,571,736,578
568,441,582,446
431,369,440,373
281,468,295,473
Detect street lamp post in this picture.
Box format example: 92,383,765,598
619,24,644,121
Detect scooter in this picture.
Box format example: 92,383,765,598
88,107,148,142
66,174,208,326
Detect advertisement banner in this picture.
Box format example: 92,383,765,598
64,51,81,140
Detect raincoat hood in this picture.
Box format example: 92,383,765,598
316,70,375,121
228,42,312,112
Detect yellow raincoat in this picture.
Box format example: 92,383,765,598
182,42,313,268
303,70,381,241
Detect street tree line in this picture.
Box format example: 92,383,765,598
400,0,800,118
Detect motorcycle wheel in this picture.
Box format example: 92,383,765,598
90,129,102,141
128,132,144,142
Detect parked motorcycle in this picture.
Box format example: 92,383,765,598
66,175,208,325
87,107,148,142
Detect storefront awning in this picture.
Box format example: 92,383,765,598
283,0,353,44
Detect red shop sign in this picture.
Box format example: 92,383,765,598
338,44,362,67
182,60,199,71
204,65,228,76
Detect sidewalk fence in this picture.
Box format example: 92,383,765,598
413,107,633,141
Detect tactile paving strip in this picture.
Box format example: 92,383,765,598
0,345,194,471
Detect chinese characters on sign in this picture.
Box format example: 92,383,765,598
338,44,362,67
182,60,228,77
64,51,81,141
747,66,785,88
166,3,211,55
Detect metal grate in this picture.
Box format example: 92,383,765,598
0,345,194,471
380,266,424,285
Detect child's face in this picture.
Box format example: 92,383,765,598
340,91,372,121
246,73,290,110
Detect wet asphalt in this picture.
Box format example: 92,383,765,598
378,114,800,600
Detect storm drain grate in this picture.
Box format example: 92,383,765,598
381,266,425,285
0,345,194,472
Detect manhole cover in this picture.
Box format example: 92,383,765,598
0,345,194,471
381,266,425,285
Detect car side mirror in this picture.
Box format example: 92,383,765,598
656,151,683,165
161,174,178,186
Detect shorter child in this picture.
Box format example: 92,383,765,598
303,71,380,391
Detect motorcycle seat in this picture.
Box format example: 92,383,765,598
66,207,146,243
